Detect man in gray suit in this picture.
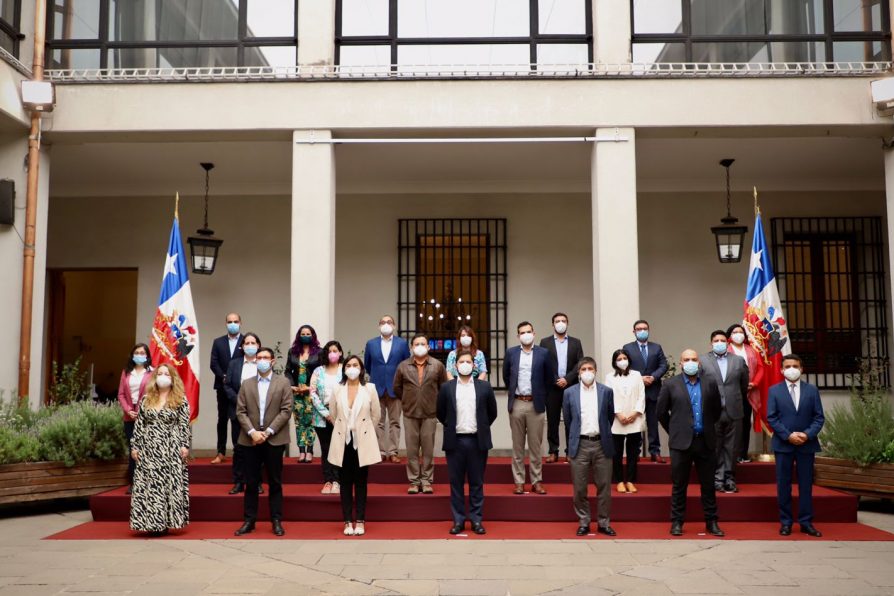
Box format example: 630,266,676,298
700,330,749,494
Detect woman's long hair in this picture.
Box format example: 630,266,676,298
124,343,153,374
290,324,321,358
142,364,186,410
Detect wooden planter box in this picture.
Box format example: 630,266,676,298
0,460,128,505
814,456,894,499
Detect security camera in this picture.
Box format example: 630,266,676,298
871,78,894,117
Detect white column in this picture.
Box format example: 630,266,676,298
593,0,632,65
883,146,894,384
291,130,335,343
297,0,336,67
591,128,639,373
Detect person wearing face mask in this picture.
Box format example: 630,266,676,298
116,343,153,494
540,313,585,464
503,321,556,495
223,332,263,495
657,349,724,537
328,356,382,536
285,325,323,463
767,354,825,538
393,334,448,494
437,350,498,535
605,349,645,493
563,357,617,536
726,323,765,464
209,313,244,465
309,340,345,494
235,347,293,537
129,365,190,536
699,330,749,494
445,326,488,381
622,320,668,463
364,315,411,463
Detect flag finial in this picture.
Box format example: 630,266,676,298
753,186,760,216
175,192,180,219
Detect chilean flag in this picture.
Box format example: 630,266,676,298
149,214,201,421
743,211,790,433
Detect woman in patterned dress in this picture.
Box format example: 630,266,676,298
129,364,190,536
445,326,488,381
309,339,344,493
285,324,322,463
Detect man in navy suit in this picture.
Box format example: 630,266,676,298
767,353,825,537
209,312,244,464
503,321,556,495
437,350,498,535
623,319,669,462
364,315,411,463
563,357,616,536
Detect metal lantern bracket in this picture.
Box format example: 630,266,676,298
186,162,224,275
710,158,748,264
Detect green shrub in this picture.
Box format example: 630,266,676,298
47,357,91,406
0,426,41,465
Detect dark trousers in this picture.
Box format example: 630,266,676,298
546,388,569,455
243,442,285,522
645,398,661,455
714,410,741,484
670,435,718,524
228,406,244,485
339,445,369,523
315,423,339,483
123,420,135,483
775,450,815,527
215,390,233,455
446,435,488,525
739,397,753,459
612,432,641,483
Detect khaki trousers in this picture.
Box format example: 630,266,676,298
376,396,402,457
509,399,544,485
571,437,612,528
404,416,436,487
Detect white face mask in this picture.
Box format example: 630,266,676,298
580,371,596,386
519,332,534,346
345,367,361,381
554,322,567,335
413,345,428,358
460,336,472,347
156,375,172,389
457,362,474,377
783,367,802,382
616,359,629,371
731,332,746,345
380,323,394,336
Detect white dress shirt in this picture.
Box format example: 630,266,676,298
241,359,257,381
607,370,646,434
455,378,478,434
381,336,393,363
788,382,800,411
128,369,146,404
258,374,274,434
579,383,600,436
517,348,534,395
228,334,240,357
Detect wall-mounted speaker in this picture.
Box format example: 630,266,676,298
0,179,14,225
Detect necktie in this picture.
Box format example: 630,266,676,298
789,383,798,410
640,344,647,362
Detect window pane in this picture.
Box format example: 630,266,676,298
537,43,589,65
691,0,768,35
340,0,388,36
243,45,296,67
767,0,824,34
398,0,529,38
338,45,391,73
398,44,530,73
538,0,586,35
247,0,294,37
0,31,13,54
53,0,101,40
50,47,101,69
692,41,769,62
633,0,683,34
833,0,883,32
0,0,15,23
834,40,887,61
111,46,238,68
109,0,240,42
632,42,686,63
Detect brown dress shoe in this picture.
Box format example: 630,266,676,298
389,455,401,464
532,482,547,495
546,453,558,463
513,483,525,495
210,454,225,464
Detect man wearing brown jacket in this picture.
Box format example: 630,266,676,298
393,334,448,494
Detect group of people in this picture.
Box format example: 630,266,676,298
118,312,826,539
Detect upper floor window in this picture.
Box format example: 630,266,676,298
0,0,22,58
337,0,592,75
632,0,891,64
46,0,297,70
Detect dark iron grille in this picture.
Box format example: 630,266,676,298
398,219,508,388
772,217,888,389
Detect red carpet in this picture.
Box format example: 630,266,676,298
46,520,894,541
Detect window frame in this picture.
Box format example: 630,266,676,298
0,0,23,58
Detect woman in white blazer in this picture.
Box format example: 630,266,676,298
605,348,646,494
328,355,382,536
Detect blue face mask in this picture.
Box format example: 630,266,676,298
635,330,649,342
300,335,313,345
227,322,240,335
133,355,147,365
256,360,272,373
682,361,699,376
244,345,258,357
712,341,728,355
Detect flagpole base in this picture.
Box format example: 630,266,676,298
756,453,775,463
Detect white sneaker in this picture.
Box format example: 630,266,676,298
321,482,332,494
330,482,340,494
354,522,365,536
343,523,354,536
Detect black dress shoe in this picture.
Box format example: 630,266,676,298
779,525,792,536
723,482,738,494
272,519,285,536
714,482,724,492
234,521,255,536
471,522,486,535
670,522,683,536
449,523,464,535
576,525,590,536
800,525,822,537
258,484,264,494
706,521,725,537
228,484,244,495
597,526,616,537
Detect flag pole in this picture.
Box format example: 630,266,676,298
175,192,180,220
752,186,775,462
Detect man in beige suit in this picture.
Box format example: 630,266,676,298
393,334,448,494
234,347,292,537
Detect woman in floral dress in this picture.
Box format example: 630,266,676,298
309,340,344,493
285,324,322,462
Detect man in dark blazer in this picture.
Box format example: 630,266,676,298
540,312,585,463
623,319,669,462
364,315,411,463
437,350,498,535
657,349,724,537
209,312,244,464
563,357,616,536
767,354,825,537
234,347,293,537
700,329,750,494
503,321,556,495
